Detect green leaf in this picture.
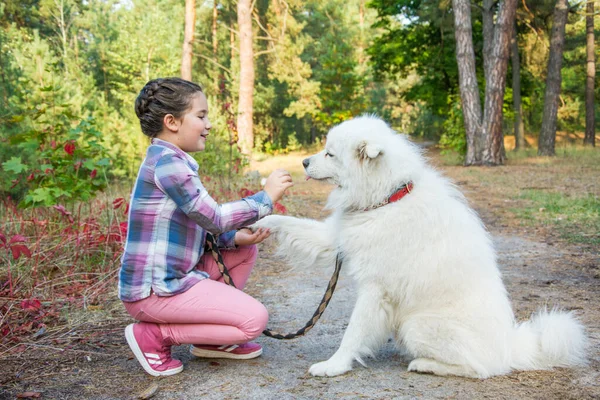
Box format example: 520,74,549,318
51,188,70,198
83,159,96,170
30,188,54,204
2,157,27,174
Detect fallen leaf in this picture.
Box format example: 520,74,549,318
20,299,42,312
32,326,46,338
17,392,41,398
137,383,159,399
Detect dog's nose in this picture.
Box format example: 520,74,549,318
302,158,310,168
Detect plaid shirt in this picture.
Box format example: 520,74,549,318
119,138,272,302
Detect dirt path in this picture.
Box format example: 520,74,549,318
1,152,599,400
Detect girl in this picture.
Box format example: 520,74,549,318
120,77,293,376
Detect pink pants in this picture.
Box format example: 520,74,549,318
123,245,268,345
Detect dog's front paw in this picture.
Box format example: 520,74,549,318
309,359,352,377
248,215,286,232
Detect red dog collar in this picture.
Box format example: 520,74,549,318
363,181,414,211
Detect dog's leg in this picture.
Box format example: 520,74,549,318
400,316,490,379
251,215,336,269
309,283,389,377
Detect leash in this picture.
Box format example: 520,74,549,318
204,232,342,340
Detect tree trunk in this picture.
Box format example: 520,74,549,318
452,0,484,165
584,0,596,147
482,0,495,82
59,0,69,74
181,0,195,81
482,0,518,165
237,0,255,155
230,26,235,68
538,0,569,156
212,1,219,92
511,21,526,150
359,0,366,65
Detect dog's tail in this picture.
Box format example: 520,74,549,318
510,308,587,371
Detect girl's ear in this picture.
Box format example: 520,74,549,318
163,114,180,133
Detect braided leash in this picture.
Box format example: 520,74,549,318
205,232,342,340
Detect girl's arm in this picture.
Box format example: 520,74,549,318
154,153,272,234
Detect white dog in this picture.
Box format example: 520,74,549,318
253,116,587,378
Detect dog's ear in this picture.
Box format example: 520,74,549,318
357,140,383,160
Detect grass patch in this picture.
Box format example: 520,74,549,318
512,190,600,246
438,149,464,166
439,143,599,248
507,146,600,164
438,142,600,166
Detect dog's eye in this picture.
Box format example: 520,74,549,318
325,152,334,158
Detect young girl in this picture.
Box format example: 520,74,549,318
120,77,293,376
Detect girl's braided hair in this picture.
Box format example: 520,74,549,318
135,78,203,138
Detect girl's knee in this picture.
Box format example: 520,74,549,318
242,302,269,341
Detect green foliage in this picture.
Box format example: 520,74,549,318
368,0,465,142
1,101,110,207
299,0,368,133
439,95,467,158
194,95,248,177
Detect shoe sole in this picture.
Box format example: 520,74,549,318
189,345,263,360
125,324,183,377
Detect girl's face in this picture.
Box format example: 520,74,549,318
174,92,212,152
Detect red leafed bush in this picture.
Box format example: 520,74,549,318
0,196,128,349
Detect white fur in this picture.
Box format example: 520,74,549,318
252,116,588,378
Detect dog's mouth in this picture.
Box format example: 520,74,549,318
305,173,340,187
304,173,328,182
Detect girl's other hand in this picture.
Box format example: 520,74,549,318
264,169,293,204
234,228,270,246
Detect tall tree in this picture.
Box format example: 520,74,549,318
584,0,596,147
481,0,519,164
453,0,483,164
212,0,219,91
482,0,495,81
452,0,518,165
39,0,79,75
511,21,526,150
538,0,570,156
181,0,195,80
237,0,254,155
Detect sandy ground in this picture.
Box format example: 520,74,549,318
1,150,599,400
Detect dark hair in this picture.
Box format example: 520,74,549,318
134,78,204,138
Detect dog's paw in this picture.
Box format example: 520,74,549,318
309,359,352,377
408,358,482,378
248,215,286,232
407,358,438,375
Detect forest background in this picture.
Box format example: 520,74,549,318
0,0,598,356
0,0,598,201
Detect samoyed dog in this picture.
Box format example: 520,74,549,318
252,116,587,378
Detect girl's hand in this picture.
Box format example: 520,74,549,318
234,227,270,246
264,169,294,204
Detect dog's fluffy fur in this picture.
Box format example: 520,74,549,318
252,116,587,378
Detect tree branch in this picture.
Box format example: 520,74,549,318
196,53,232,74
254,48,277,58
